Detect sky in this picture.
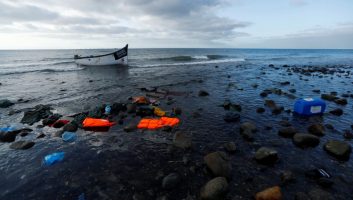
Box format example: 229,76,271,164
0,0,352,49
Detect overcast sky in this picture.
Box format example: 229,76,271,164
0,0,352,49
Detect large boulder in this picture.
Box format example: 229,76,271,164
308,124,325,136
204,151,232,178
9,141,35,150
254,147,278,165
0,99,14,108
200,177,228,200
173,132,192,149
255,186,282,200
21,105,53,125
324,140,351,161
278,127,297,138
292,133,320,148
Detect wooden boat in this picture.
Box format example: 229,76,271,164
74,44,128,66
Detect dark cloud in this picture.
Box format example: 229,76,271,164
0,1,58,23
0,0,250,46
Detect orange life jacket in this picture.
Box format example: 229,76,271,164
137,117,180,129
82,117,116,128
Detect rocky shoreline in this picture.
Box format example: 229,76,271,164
0,62,353,199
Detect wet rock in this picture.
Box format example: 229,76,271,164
292,133,320,148
280,170,295,184
36,133,46,139
222,100,232,110
256,107,265,113
295,192,310,200
124,122,137,132
240,129,254,141
260,92,268,97
264,100,276,109
271,106,284,115
308,188,334,200
126,103,137,113
173,107,182,115
0,99,14,108
321,94,337,101
317,177,333,188
223,112,240,123
308,124,325,136
343,130,353,140
240,122,257,132
325,124,334,130
162,173,181,189
289,89,296,93
312,89,321,93
278,127,297,138
199,90,209,97
9,141,35,150
173,132,192,149
204,151,232,178
42,114,62,126
334,98,348,105
324,140,351,160
87,106,105,118
19,131,29,137
0,131,18,142
329,108,343,116
254,147,278,165
21,105,53,125
280,81,290,85
200,177,228,200
223,142,236,153
255,186,282,200
63,123,78,132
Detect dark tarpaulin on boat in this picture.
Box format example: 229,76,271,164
113,45,128,60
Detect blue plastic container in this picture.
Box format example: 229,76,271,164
294,98,326,116
62,131,77,142
43,152,65,166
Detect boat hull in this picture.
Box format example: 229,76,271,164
74,45,128,66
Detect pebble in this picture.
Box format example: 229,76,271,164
334,98,347,105
200,177,228,200
255,186,282,200
254,147,278,165
173,132,192,149
256,107,265,113
223,142,236,153
63,123,78,132
199,90,209,96
307,124,325,136
223,112,240,123
204,151,232,178
162,173,181,189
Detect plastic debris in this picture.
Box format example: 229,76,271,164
62,132,77,142
42,152,65,166
132,96,150,104
294,98,326,116
105,105,111,115
82,118,116,128
153,107,166,117
137,117,180,129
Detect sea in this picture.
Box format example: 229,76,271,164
0,48,353,199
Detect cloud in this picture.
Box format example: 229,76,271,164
0,0,250,48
